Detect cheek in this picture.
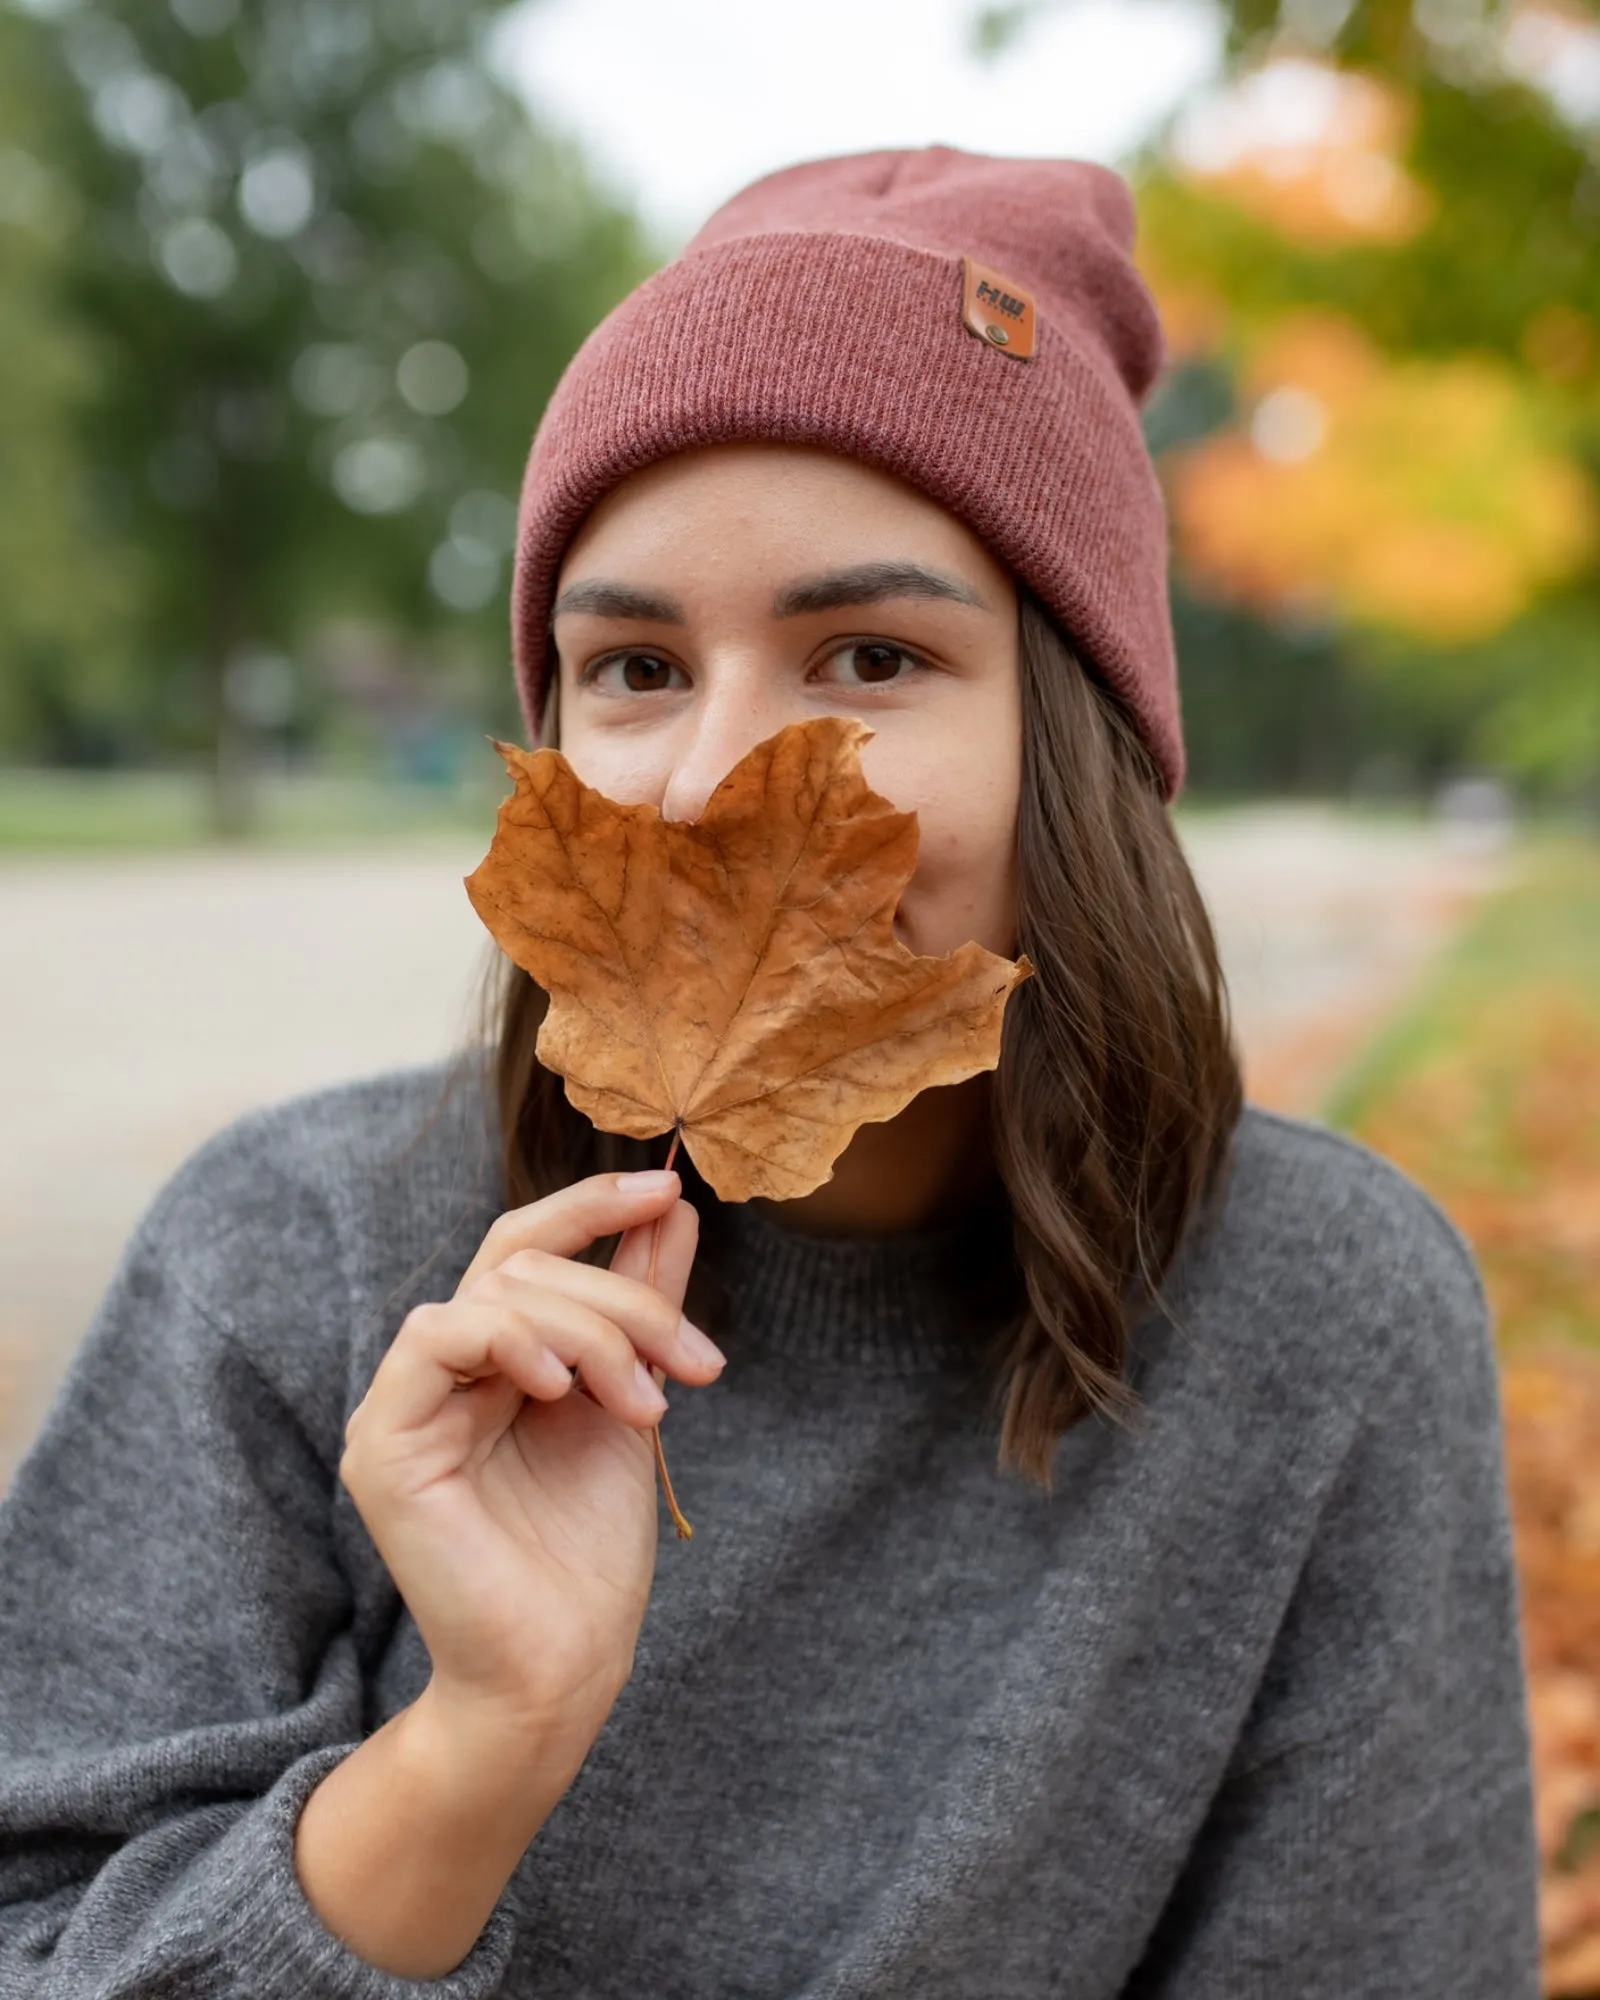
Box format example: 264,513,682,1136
866,745,1022,960
558,733,668,810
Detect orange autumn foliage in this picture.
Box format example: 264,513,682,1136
1504,1351,1600,1997
1354,988,1600,1352
1166,313,1599,645
1172,58,1433,248
1350,982,1600,1992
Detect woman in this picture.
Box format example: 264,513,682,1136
0,148,1540,1997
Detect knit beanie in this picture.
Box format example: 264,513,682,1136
510,145,1184,799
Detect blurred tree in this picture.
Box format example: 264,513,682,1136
1164,309,1595,641
0,6,141,762
0,0,655,830
979,0,1600,801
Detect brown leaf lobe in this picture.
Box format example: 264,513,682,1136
465,716,1032,1201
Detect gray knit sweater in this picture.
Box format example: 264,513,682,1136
0,1061,1540,1998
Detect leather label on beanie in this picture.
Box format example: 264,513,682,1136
961,259,1036,361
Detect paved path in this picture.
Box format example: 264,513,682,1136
0,808,1505,1485
1180,807,1505,1110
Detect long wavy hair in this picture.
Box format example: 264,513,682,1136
465,587,1243,1491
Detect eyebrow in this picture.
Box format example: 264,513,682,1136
773,561,988,618
550,559,989,629
550,580,687,623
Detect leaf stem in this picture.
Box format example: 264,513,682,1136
646,1128,693,1540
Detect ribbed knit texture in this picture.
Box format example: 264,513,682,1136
0,1062,1541,1997
699,1172,1018,1375
511,148,1185,797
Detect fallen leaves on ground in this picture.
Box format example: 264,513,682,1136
1503,1351,1600,1998
1349,980,1600,1993
1354,986,1600,1354
466,716,1032,1201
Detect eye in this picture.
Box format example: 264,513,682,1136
580,652,687,695
818,641,925,688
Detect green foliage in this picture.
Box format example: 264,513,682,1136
1134,71,1598,371
0,6,142,757
986,1,1600,799
0,0,657,819
1175,0,1600,802
1171,572,1472,796
967,3,1035,58
1356,594,1600,796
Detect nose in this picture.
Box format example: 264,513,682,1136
658,683,789,824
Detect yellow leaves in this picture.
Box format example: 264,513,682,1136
1137,55,1600,652
1166,311,1600,642
1168,58,1433,247
465,716,1032,1202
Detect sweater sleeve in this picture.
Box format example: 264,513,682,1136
1122,1209,1542,2000
0,1146,518,1999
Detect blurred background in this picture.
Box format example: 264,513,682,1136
1,0,1597,1984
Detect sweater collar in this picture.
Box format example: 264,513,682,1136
691,1176,1023,1377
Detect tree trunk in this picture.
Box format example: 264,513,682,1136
210,696,253,841
205,568,253,842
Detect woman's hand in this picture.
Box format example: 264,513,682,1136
338,1169,722,1741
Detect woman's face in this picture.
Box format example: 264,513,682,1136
550,443,1022,961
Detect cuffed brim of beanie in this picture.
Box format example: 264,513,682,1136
511,229,1183,799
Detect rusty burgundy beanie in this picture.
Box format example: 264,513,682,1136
511,145,1184,799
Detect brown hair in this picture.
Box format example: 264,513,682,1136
471,588,1242,1491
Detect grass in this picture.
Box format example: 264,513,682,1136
1328,839,1600,1126
2,763,1496,854
0,766,506,852
1325,839,1600,1356
1322,843,1600,1995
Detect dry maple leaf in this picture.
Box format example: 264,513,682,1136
465,715,1033,1202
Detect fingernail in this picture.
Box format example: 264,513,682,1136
618,1170,679,1196
678,1319,726,1370
634,1359,668,1412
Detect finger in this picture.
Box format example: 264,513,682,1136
351,1299,571,1443
611,1198,700,1315
612,1200,706,1395
482,1226,719,1384
479,1289,666,1426
524,1289,673,1426
360,1294,667,1440
456,1169,683,1294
